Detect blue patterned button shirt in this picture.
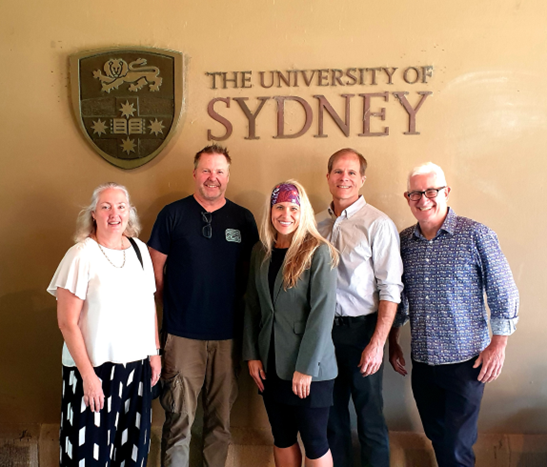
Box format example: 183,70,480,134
394,208,519,365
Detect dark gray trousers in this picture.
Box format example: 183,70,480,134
328,314,390,467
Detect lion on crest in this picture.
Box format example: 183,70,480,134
93,58,163,93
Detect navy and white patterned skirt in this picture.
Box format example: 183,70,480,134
59,359,152,467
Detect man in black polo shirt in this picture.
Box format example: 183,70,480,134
148,145,258,467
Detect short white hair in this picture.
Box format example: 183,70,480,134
407,162,447,191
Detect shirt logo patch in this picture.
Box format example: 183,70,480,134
225,229,241,243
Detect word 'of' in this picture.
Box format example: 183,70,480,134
206,67,434,89
206,92,431,141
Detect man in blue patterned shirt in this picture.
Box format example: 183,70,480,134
389,162,519,467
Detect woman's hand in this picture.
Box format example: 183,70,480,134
82,372,104,413
150,355,162,387
248,360,266,392
292,371,312,399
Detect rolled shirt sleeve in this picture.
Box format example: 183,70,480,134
371,216,404,304
475,225,519,335
393,294,409,328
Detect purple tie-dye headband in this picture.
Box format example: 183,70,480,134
271,183,300,206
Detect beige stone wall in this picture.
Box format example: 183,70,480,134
1,0,545,436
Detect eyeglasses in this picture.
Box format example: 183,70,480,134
406,187,446,201
201,212,212,239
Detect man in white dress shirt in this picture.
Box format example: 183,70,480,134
316,148,403,467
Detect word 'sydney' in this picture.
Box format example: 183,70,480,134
207,92,431,141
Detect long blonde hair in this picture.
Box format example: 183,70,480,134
260,179,338,289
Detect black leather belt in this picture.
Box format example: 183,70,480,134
334,313,377,326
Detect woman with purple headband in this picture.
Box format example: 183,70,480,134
243,180,339,467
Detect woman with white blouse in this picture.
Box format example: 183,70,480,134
47,182,161,466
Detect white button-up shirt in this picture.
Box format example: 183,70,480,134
316,196,403,317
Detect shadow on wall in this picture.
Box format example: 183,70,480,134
514,445,547,467
232,190,266,222
0,290,63,429
389,432,438,467
505,409,547,467
308,194,330,218
504,408,547,437
139,189,190,240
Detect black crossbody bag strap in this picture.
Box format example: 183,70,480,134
128,236,162,400
128,237,144,269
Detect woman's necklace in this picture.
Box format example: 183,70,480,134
96,237,126,268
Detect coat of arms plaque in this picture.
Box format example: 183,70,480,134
70,48,184,169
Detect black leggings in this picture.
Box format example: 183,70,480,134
263,396,330,460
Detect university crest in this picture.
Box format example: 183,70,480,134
70,48,184,169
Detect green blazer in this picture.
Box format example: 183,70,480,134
242,242,338,381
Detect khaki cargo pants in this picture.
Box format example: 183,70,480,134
160,334,239,467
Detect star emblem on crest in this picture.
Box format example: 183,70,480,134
71,48,183,169
120,137,137,154
91,119,108,136
148,118,165,136
120,101,136,119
